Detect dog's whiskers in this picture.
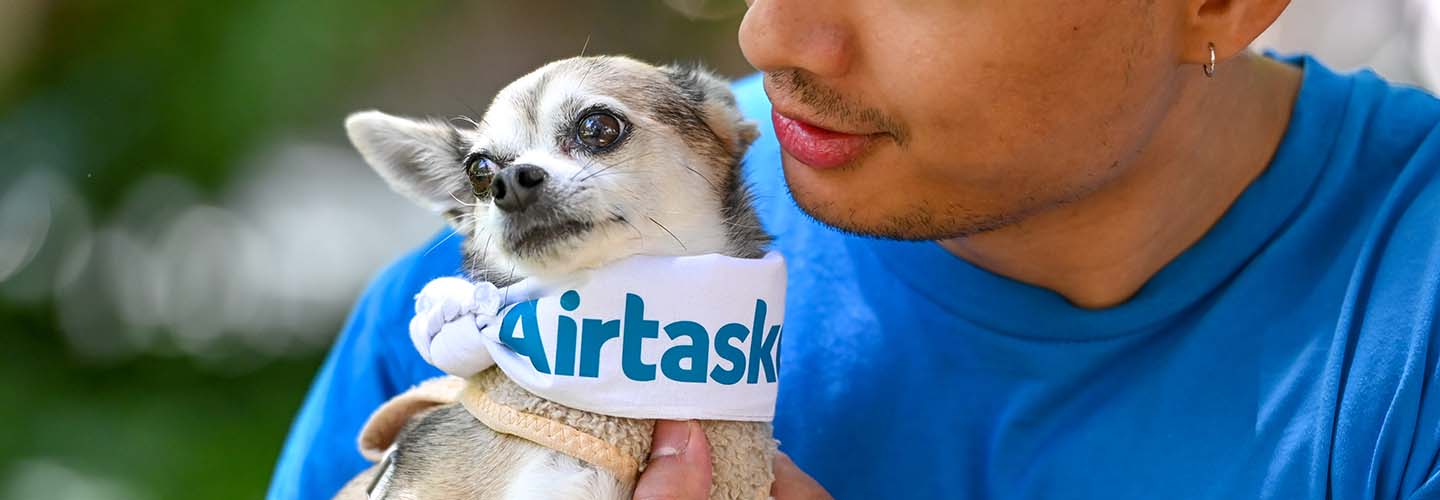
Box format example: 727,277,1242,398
447,93,487,131
680,159,718,192
614,210,644,244
578,163,622,183
647,216,687,251
576,150,663,183
572,147,678,184
498,262,518,303
449,192,481,207
424,229,462,257
578,170,631,182
449,114,482,130
722,220,765,230
569,155,602,182
470,233,495,281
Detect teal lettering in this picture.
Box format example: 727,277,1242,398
499,301,550,374
710,323,749,385
661,321,709,383
555,315,578,376
579,318,620,378
621,293,658,381
554,290,581,376
560,290,580,310
496,291,783,385
746,300,779,384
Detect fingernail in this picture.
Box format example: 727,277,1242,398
649,420,694,459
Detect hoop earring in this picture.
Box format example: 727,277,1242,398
1203,42,1217,78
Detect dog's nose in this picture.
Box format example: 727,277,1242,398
491,164,548,212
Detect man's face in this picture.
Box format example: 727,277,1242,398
740,0,1188,239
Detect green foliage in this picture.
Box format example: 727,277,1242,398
0,304,320,500
0,2,442,498
0,0,443,208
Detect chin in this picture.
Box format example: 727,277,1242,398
779,152,890,234
780,153,1024,241
499,222,642,280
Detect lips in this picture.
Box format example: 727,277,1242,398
771,110,878,169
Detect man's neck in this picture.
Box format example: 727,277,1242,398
939,52,1304,309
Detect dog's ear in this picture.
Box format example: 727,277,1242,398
346,111,473,216
662,64,760,161
358,377,466,461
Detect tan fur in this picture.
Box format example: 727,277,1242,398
333,463,380,500
341,401,595,500
475,369,776,499
337,373,775,500
358,377,468,461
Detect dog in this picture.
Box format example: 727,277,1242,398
334,56,775,500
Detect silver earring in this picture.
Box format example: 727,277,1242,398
1203,42,1217,78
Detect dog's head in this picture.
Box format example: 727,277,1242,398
346,56,764,282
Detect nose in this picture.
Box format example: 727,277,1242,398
490,164,548,212
739,0,854,78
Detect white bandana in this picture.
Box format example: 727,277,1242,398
409,252,786,422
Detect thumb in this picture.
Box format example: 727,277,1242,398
633,420,712,500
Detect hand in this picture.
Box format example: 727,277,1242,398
770,451,832,500
634,420,832,500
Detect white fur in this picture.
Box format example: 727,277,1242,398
502,448,628,500
453,62,735,278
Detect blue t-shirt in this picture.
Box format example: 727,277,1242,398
267,55,1440,499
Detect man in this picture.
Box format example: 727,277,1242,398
269,0,1440,498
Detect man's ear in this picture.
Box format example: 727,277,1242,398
1180,0,1293,67
346,110,473,215
663,64,760,161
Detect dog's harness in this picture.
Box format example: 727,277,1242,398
358,373,643,485
459,369,643,480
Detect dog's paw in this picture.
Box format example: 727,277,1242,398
410,277,506,377
415,277,482,319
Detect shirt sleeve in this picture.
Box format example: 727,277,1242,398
265,229,457,500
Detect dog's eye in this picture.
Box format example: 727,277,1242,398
575,112,624,151
464,153,496,195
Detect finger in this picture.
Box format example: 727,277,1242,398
772,452,832,500
634,420,712,500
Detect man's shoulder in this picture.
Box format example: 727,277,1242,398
1345,67,1440,172
354,228,463,378
1315,91,1440,495
1345,71,1440,242
373,228,465,291
1294,58,1440,248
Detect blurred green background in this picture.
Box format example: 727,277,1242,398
0,0,1434,499
0,2,749,499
